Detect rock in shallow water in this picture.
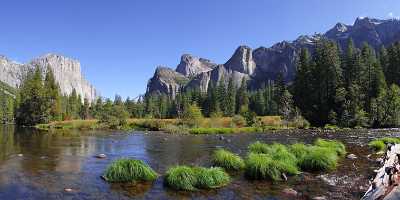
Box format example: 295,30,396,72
346,154,357,159
95,154,107,159
282,188,298,196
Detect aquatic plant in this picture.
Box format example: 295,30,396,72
245,153,299,181
368,137,400,152
248,141,271,154
164,166,231,191
165,166,198,191
289,143,309,160
103,159,158,183
314,138,346,156
368,140,385,151
297,146,338,171
194,167,230,189
212,149,245,171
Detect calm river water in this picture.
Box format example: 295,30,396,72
0,126,398,200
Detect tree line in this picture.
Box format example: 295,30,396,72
4,38,400,128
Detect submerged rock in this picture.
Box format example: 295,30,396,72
95,154,107,159
346,154,358,159
282,188,298,196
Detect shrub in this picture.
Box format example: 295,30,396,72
245,153,298,181
99,104,129,129
164,166,231,191
165,166,198,191
181,104,204,128
314,138,346,156
297,146,338,171
194,167,230,189
248,141,270,154
103,159,157,183
212,149,245,171
232,115,246,127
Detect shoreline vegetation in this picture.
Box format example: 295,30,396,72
35,116,310,134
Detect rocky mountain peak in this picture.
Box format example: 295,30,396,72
175,54,216,77
224,45,256,75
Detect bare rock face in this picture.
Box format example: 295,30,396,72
176,54,216,77
224,45,256,75
145,17,400,97
146,66,189,97
0,54,98,102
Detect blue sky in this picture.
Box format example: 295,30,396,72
0,0,399,99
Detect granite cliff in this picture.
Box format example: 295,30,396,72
145,17,400,96
0,54,98,102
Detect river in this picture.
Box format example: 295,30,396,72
0,126,397,199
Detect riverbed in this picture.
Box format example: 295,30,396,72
0,126,397,200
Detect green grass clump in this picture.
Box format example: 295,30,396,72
194,167,230,189
103,159,158,183
314,138,346,156
289,143,309,160
189,127,234,134
368,137,400,152
296,146,338,171
245,153,299,181
248,141,271,154
212,149,245,171
165,166,198,191
165,166,231,191
368,140,386,151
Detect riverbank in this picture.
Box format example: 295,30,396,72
35,116,289,134
0,126,390,199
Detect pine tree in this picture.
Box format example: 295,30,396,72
226,77,236,116
236,78,249,113
44,67,62,121
16,66,47,125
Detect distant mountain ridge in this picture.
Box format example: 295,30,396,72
146,17,400,96
0,54,98,102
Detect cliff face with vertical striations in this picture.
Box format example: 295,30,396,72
0,53,98,102
145,17,400,97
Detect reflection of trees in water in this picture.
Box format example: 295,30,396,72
0,125,20,162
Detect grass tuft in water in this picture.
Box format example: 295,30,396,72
164,166,231,191
245,153,299,181
165,166,198,191
296,146,338,171
314,138,346,156
212,149,245,171
368,137,400,152
248,141,271,154
103,159,158,183
194,167,231,189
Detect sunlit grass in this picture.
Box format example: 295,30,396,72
164,166,231,191
368,137,400,152
314,138,346,156
212,149,245,171
245,153,299,181
165,166,198,191
103,159,158,183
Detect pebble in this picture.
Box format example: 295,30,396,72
312,196,327,200
346,154,357,159
95,154,107,159
64,188,73,192
282,188,298,196
17,154,23,157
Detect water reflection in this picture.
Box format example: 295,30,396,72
0,127,397,199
